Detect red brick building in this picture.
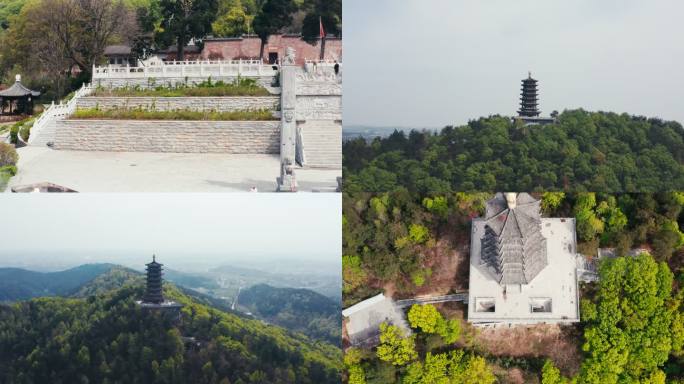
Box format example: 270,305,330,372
201,34,342,64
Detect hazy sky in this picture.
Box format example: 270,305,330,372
344,0,684,127
0,194,340,271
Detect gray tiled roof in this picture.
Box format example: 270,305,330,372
104,45,132,56
0,80,40,98
480,193,547,285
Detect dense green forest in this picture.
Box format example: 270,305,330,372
342,192,684,383
0,283,342,383
0,0,341,100
343,110,684,193
239,284,341,346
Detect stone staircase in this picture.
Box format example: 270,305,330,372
28,120,57,147
29,83,93,147
299,120,341,169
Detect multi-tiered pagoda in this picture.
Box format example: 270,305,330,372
480,193,548,285
518,72,540,118
137,255,182,318
515,72,555,125
143,255,164,304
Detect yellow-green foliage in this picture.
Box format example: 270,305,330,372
408,224,430,244
403,351,496,384
578,254,678,383
407,304,461,344
541,359,569,384
376,323,417,366
344,348,367,384
72,107,276,121
541,192,566,214
408,304,442,333
342,255,367,294
212,0,253,37
422,196,449,218
410,268,431,287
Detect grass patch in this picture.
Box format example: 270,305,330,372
72,107,277,121
92,78,271,97
0,165,16,191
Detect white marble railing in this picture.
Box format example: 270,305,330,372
92,59,277,80
304,59,341,65
28,83,93,145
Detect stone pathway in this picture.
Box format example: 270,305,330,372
395,293,469,308
9,147,340,192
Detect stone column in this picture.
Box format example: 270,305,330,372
277,47,298,192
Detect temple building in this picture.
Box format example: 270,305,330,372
514,72,555,125
0,75,40,116
468,193,580,326
137,255,183,316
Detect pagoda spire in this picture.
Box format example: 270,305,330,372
518,72,540,117
143,255,164,304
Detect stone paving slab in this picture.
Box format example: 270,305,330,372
9,147,340,192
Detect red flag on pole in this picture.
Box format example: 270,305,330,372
319,16,325,38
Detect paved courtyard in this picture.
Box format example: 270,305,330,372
468,218,580,325
8,147,340,192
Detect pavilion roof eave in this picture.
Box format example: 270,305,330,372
0,82,40,98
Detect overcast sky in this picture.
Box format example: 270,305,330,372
0,194,340,272
344,0,684,128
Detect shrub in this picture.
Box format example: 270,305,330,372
92,77,270,97
8,118,33,143
0,142,18,166
19,121,33,142
9,124,18,144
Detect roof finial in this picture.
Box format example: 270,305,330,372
528,71,532,79
15,74,21,83
153,254,156,262
505,193,517,209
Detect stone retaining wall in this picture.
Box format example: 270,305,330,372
77,96,280,112
93,75,276,90
54,120,280,154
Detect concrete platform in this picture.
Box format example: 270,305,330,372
8,146,340,192
468,218,580,326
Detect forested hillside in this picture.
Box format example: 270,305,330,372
70,265,142,297
343,192,684,304
343,110,684,193
0,264,116,301
239,283,341,345
0,284,342,383
342,192,684,382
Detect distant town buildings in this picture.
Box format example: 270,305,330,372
468,193,580,326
